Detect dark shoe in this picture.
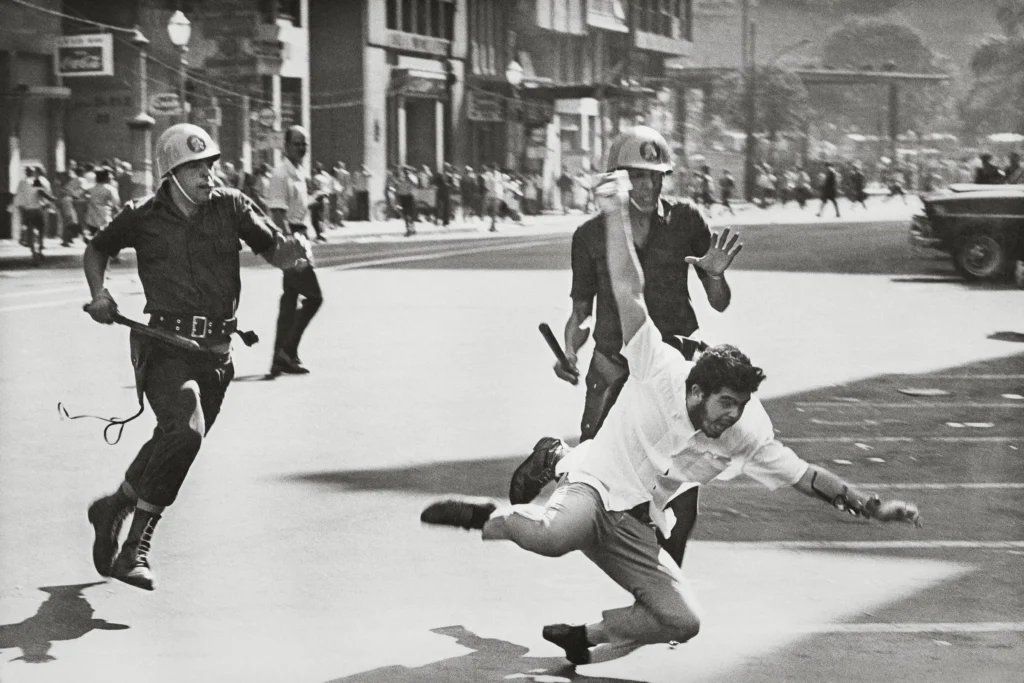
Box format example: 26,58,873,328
509,437,565,505
112,510,160,591
87,492,134,577
420,498,497,530
271,349,309,375
543,623,591,665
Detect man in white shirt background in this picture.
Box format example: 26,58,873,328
421,170,921,666
266,125,322,377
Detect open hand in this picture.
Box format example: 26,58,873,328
684,228,743,277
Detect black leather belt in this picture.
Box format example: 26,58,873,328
150,313,237,340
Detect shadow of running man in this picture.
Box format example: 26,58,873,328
0,582,128,663
323,624,641,683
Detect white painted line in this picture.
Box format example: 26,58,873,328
0,285,85,299
782,622,1024,635
894,375,1024,380
322,237,563,271
784,436,1016,443
794,402,1024,409
702,540,1024,550
0,298,88,314
714,482,1024,490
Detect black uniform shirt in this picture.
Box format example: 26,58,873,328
90,184,279,319
570,197,712,359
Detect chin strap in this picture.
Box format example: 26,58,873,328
169,172,198,205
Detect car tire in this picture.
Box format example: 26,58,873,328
953,231,1009,281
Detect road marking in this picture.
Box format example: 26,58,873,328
781,622,1024,635
716,482,1024,490
0,297,87,313
899,374,1024,380
0,285,84,299
784,436,1017,443
795,402,1024,409
321,237,564,271
703,540,1024,550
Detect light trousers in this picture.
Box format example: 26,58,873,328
482,481,701,649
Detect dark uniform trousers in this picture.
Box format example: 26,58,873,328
581,347,700,567
273,225,323,358
126,340,234,507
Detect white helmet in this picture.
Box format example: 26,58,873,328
604,125,673,174
156,123,220,178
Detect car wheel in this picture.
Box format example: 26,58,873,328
953,232,1009,281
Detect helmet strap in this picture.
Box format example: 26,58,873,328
169,170,198,206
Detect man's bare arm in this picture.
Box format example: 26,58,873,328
792,464,921,526
598,172,648,346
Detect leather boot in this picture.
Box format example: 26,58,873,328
87,490,134,577
112,509,160,591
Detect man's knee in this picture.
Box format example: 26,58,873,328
657,611,700,644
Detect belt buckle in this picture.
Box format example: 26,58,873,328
190,315,208,338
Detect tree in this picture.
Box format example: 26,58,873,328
962,0,1024,136
809,18,952,139
708,66,811,160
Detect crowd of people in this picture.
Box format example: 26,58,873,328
680,150,1024,218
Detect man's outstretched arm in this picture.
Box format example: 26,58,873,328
598,172,647,346
792,464,922,526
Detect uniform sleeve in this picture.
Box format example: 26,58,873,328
232,192,280,254
569,224,598,302
89,202,136,255
266,168,289,211
686,204,712,258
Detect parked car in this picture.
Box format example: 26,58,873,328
909,183,1024,284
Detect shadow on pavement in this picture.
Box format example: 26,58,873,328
323,625,640,683
0,582,128,663
989,331,1024,344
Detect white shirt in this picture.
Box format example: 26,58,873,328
267,158,309,226
558,318,808,535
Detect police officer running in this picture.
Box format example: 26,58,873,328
83,123,309,590
268,125,323,376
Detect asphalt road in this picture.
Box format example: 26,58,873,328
1,212,1022,682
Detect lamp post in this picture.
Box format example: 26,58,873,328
505,59,524,172
166,10,191,124
126,27,156,195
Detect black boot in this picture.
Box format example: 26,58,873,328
87,489,134,577
112,509,160,591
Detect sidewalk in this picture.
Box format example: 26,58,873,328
0,213,577,268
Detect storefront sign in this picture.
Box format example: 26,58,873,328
383,29,449,57
55,34,113,78
149,93,183,117
467,90,503,122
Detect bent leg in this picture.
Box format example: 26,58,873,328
482,482,602,557
584,513,701,650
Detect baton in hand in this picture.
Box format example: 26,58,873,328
539,322,579,383
83,304,203,353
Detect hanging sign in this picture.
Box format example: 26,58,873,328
55,34,114,77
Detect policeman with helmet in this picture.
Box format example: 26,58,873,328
508,125,743,566
82,122,309,591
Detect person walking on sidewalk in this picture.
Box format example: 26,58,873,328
718,169,736,215
421,170,922,666
83,123,309,591
816,161,841,218
268,125,323,377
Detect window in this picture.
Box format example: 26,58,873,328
387,0,398,30
632,0,685,38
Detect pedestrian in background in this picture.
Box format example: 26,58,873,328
816,161,840,218
460,166,478,221
849,163,868,209
1004,152,1023,184
558,167,575,215
352,164,371,221
267,125,323,377
974,153,1005,184
84,167,121,240
82,122,309,591
333,161,351,226
718,169,736,215
58,169,85,246
397,165,417,236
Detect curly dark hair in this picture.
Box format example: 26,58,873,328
685,344,766,396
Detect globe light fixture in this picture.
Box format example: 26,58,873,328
166,10,192,48
505,60,524,88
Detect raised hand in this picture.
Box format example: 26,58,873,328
684,227,743,277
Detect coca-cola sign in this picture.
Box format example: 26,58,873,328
55,34,113,77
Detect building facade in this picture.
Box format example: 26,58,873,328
308,0,467,204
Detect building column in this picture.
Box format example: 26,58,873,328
240,95,252,173
397,95,407,166
435,98,444,171
272,75,282,168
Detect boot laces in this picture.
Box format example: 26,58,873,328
134,517,157,567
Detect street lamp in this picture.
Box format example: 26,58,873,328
505,60,525,171
126,27,155,195
166,10,191,124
